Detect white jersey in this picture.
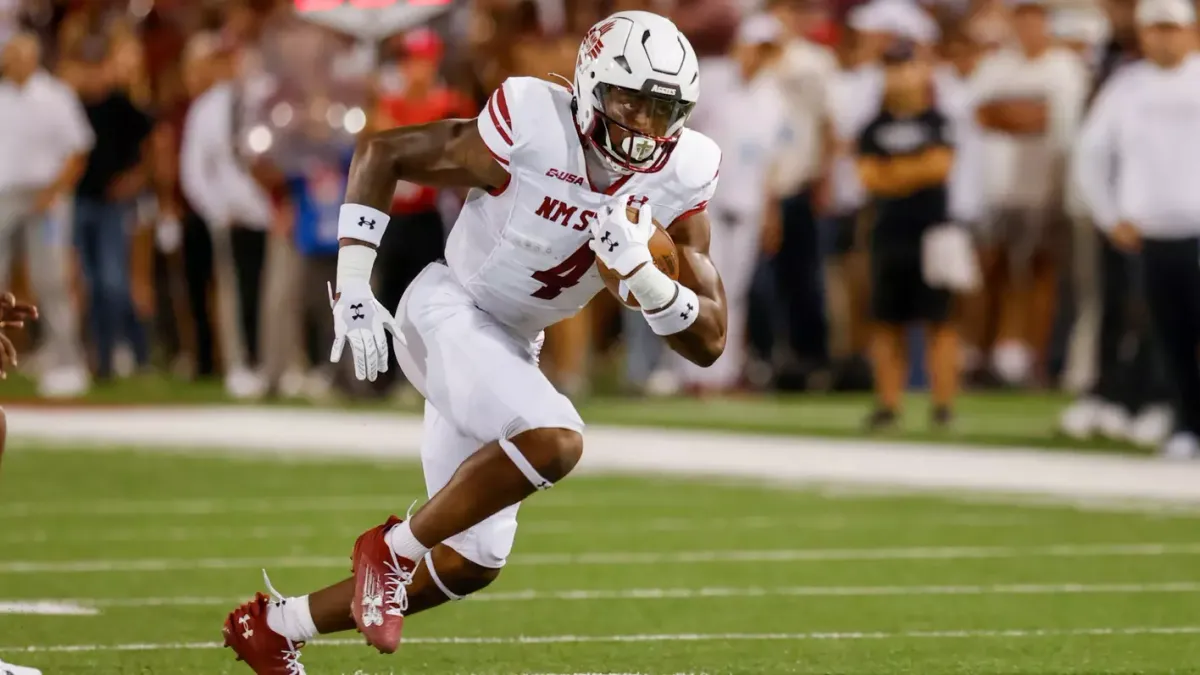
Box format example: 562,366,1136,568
449,76,721,338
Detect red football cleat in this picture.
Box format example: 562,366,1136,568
350,515,418,654
223,592,306,674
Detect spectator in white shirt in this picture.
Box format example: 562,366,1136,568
0,32,91,398
674,13,791,394
765,0,839,386
181,36,274,400
1073,0,1200,459
969,0,1089,386
1057,0,1173,446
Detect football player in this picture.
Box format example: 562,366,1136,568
223,11,727,672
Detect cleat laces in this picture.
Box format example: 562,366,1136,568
383,554,415,617
383,505,419,617
261,570,307,675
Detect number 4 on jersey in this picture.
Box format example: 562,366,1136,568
530,243,595,299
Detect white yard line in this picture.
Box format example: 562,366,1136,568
2,542,1199,574
6,406,1200,505
0,514,1028,546
0,494,692,519
20,581,1200,609
3,626,1199,654
0,601,97,616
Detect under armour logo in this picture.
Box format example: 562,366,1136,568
600,231,619,253
680,302,694,320
628,195,649,207
350,303,365,321
361,568,385,628
238,614,253,640
358,216,376,230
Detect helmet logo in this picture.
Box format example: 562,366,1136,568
649,84,679,97
581,20,618,63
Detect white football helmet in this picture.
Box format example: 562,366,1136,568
573,11,700,173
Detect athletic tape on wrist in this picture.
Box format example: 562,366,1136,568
623,263,678,311
335,244,376,292
643,282,700,336
337,203,390,248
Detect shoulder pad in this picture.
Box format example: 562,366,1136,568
673,129,721,192
663,129,721,220
477,76,574,169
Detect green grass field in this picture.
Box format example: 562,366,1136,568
2,442,1198,674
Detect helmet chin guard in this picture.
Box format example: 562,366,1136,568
572,11,700,174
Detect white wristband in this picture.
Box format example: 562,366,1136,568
642,282,700,336
338,204,390,248
336,244,376,293
623,264,677,311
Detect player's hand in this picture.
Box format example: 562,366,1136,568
328,281,398,382
589,196,654,277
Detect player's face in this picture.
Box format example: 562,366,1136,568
602,86,679,138
595,83,694,167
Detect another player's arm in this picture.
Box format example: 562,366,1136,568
656,210,728,367
339,119,509,250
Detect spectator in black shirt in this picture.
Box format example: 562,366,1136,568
856,41,960,431
73,41,154,381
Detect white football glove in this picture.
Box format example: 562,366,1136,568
329,279,398,382
589,196,654,277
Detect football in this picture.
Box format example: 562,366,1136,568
596,206,680,309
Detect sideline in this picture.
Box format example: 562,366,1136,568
6,406,1200,504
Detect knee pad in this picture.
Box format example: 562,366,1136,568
441,508,519,570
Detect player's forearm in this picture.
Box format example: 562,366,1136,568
341,120,499,251
659,293,726,367
341,133,406,249
342,122,445,247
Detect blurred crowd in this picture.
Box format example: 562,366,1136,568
0,0,1198,450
